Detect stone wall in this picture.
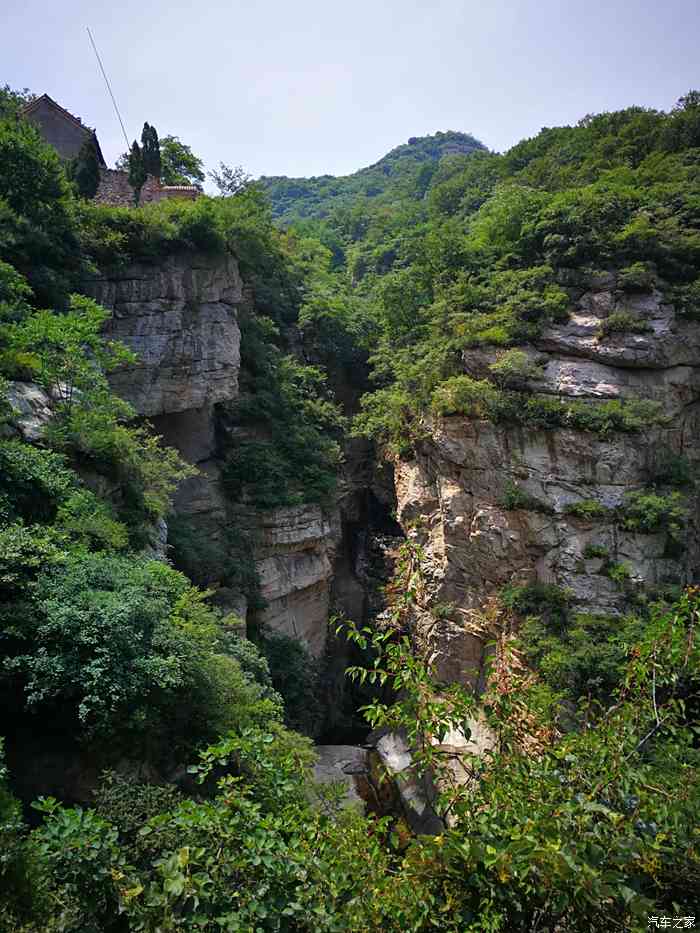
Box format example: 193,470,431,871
94,169,201,208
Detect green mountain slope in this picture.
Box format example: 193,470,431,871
259,130,486,224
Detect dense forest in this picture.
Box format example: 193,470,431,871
1,82,699,931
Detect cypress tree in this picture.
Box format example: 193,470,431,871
141,122,161,179
127,141,147,205
71,136,101,199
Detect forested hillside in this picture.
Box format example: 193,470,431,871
1,83,699,931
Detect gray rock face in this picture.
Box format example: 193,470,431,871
83,251,243,417
255,504,340,656
370,731,444,835
3,382,53,441
392,280,700,684
312,745,371,812
83,251,339,654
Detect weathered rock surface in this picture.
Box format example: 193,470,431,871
393,278,700,684
82,251,339,653
2,381,53,441
312,745,371,812
255,504,340,656
83,251,243,417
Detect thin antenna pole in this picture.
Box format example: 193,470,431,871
86,26,130,150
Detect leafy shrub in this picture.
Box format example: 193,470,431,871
649,452,695,487
501,480,551,512
617,260,657,291
2,553,279,753
260,633,324,737
0,440,75,523
565,498,611,520
0,522,67,591
430,375,666,438
223,313,343,510
488,348,541,387
501,582,573,628
619,489,687,539
55,490,128,551
519,612,643,701
0,116,79,307
583,543,609,559
597,309,653,337
606,561,633,583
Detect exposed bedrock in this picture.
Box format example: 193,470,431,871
83,250,340,654
83,251,243,417
392,277,700,685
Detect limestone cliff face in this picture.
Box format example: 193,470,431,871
255,505,340,656
85,250,339,655
392,274,700,684
83,252,243,417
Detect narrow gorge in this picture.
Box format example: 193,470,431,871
2,90,699,930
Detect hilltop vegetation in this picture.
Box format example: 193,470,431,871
272,94,700,450
259,130,485,227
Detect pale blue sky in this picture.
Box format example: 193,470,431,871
2,0,698,179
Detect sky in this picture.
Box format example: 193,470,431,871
2,0,699,180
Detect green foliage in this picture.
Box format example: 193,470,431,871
488,348,541,387
650,451,695,487
127,141,147,205
223,313,344,509
1,553,279,753
158,134,205,186
0,84,34,118
0,737,39,927
500,480,551,513
617,260,657,291
606,561,633,583
583,543,609,559
501,581,573,627
3,293,136,402
0,260,32,323
4,590,700,932
261,130,486,225
597,308,653,336
0,114,79,306
564,498,611,520
0,522,67,591
619,489,687,540
519,611,644,702
330,97,700,449
260,633,324,737
0,439,75,522
209,162,252,197
427,373,666,441
69,137,101,200
2,295,194,534
140,122,161,179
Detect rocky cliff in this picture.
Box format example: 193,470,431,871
81,255,700,687
392,274,700,685
83,250,339,655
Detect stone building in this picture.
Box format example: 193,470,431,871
21,93,201,207
20,94,106,165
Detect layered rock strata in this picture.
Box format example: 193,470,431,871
83,250,339,653
393,276,700,684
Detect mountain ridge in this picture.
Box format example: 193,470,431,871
258,129,487,224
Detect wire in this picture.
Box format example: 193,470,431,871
86,26,130,150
